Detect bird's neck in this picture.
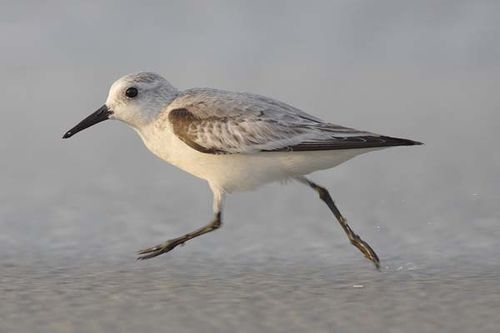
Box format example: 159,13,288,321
131,110,176,162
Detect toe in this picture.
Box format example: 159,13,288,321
136,239,183,260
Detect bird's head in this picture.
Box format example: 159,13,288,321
63,72,177,139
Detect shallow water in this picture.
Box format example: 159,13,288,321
2,252,499,333
1,187,499,333
2,1,500,332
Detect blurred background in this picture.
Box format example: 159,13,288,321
1,1,499,332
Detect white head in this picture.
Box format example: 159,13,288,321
63,72,178,138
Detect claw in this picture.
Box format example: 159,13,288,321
137,239,181,260
351,237,380,270
137,245,162,255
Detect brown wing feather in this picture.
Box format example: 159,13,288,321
169,108,422,154
168,108,226,154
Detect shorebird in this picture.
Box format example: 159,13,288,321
63,72,422,268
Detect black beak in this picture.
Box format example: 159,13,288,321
63,105,113,139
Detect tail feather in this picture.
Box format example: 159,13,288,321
266,135,423,152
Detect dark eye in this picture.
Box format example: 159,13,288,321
125,87,138,98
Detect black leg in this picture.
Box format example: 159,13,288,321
137,212,222,260
298,177,380,269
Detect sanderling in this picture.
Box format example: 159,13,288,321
63,72,422,269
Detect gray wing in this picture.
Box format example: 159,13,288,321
167,88,421,154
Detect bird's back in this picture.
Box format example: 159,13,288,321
163,88,421,155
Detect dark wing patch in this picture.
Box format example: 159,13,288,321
169,108,422,154
266,136,423,152
168,108,226,154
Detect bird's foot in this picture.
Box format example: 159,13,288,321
350,235,380,270
137,237,185,260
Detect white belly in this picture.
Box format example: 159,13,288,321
138,125,379,192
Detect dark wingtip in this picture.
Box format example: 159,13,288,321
62,131,72,139
381,136,423,147
407,139,423,146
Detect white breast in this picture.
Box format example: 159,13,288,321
136,122,378,193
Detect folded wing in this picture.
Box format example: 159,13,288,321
167,89,421,155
